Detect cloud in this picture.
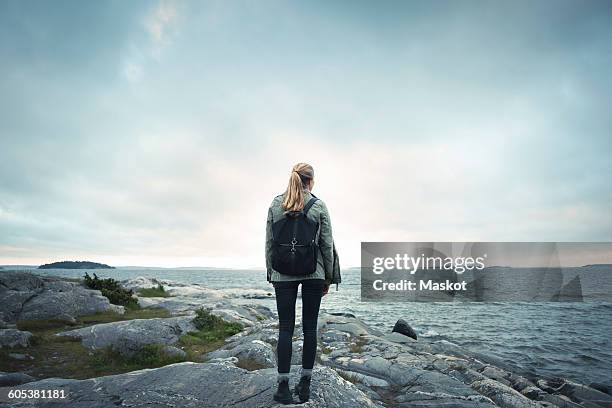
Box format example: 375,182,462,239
145,0,179,52
0,1,611,267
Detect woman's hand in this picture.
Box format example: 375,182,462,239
322,283,330,296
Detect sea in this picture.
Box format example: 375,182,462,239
4,266,611,389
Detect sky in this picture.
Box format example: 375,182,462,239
1,0,611,268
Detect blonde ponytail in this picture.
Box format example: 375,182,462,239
282,163,314,211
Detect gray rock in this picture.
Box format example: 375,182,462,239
123,276,226,299
0,372,36,387
392,318,418,340
3,362,383,407
0,271,122,323
205,339,277,369
8,353,34,360
557,379,612,405
471,378,545,407
0,271,45,292
220,288,275,299
320,312,380,337
56,316,196,356
19,286,114,321
0,329,33,348
384,332,417,344
161,345,187,359
480,365,512,386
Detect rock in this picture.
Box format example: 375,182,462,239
3,362,383,407
480,365,512,386
557,379,612,405
471,378,544,407
320,312,379,337
161,345,187,359
19,285,114,321
392,318,418,340
0,372,36,387
122,276,226,299
0,272,44,292
205,339,277,369
8,352,34,360
384,331,417,344
0,271,122,323
0,328,33,348
590,382,612,395
56,316,196,356
54,313,78,325
329,312,357,318
220,288,275,299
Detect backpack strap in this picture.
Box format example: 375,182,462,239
303,197,318,215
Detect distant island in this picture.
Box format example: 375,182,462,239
582,264,612,268
38,261,114,269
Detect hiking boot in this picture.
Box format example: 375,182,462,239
294,376,311,403
273,379,294,404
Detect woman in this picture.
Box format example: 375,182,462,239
265,162,341,404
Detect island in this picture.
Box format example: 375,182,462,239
38,261,114,269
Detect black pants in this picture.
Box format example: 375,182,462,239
273,279,325,374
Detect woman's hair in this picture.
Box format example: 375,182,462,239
282,163,314,211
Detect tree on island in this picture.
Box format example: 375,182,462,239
38,261,114,269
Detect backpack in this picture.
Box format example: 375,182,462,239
271,197,319,276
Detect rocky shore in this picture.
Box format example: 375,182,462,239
1,271,611,407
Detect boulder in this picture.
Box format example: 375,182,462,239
8,352,34,361
471,378,545,407
205,339,276,369
122,276,226,299
392,318,418,340
161,345,187,359
0,372,36,387
0,328,33,348
2,362,383,407
0,271,123,323
56,316,196,356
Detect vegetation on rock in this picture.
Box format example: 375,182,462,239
137,284,170,298
83,273,138,309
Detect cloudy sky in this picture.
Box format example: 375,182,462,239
1,0,611,268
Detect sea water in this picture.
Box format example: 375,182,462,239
13,266,612,389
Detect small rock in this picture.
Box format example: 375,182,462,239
392,318,418,340
56,316,196,357
0,328,33,348
8,353,34,361
54,313,77,325
205,340,276,369
161,345,187,359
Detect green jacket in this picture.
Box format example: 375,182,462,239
266,189,341,287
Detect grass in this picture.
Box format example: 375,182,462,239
337,370,361,384
90,344,185,373
16,307,171,332
2,307,187,380
349,336,368,354
137,284,170,298
177,307,243,360
235,358,267,371
321,345,333,354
